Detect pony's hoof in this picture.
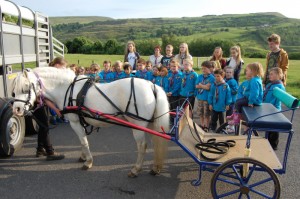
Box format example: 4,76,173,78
78,157,85,162
127,171,138,178
81,165,90,170
149,169,160,176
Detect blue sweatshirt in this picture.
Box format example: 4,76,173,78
237,80,249,100
155,76,169,92
195,73,215,101
114,71,126,80
135,69,151,80
180,70,198,97
124,73,134,78
225,78,239,103
167,71,182,96
100,70,115,83
208,82,232,112
244,76,263,105
263,81,285,110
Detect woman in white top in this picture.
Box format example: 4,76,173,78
174,43,193,70
149,45,163,67
124,41,140,70
226,46,244,83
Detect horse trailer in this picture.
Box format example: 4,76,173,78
0,0,64,157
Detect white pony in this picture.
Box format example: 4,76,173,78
12,67,169,177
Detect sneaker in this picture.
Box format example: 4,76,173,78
46,151,65,161
226,125,235,134
36,148,47,157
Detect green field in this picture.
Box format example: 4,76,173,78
64,54,300,98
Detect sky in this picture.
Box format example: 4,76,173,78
7,0,300,19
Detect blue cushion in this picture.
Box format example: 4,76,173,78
242,103,292,130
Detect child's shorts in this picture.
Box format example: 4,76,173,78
197,100,210,117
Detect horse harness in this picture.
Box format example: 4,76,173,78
61,77,157,135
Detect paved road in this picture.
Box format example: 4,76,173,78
1,109,300,199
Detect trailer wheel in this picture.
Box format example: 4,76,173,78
211,157,280,199
0,106,25,157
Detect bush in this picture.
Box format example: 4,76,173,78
289,52,300,60
246,52,266,58
188,38,235,57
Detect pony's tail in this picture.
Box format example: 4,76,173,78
152,85,169,172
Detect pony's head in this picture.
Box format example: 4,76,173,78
12,70,40,116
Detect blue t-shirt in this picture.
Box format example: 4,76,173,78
237,80,249,100
100,70,115,83
180,70,198,97
167,71,182,96
225,78,239,103
208,82,232,112
263,81,285,110
195,73,215,101
244,76,263,105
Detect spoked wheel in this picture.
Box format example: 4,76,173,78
211,158,280,199
216,122,258,136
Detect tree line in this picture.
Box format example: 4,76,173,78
65,34,238,57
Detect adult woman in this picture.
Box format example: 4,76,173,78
149,45,163,67
124,41,140,70
35,57,66,160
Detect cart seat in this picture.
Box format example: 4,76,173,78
242,103,292,130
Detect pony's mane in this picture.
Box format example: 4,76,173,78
33,67,76,84
13,72,29,94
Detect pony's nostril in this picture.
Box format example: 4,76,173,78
17,107,20,113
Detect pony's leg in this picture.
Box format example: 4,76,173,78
150,135,168,175
128,129,147,178
69,121,93,170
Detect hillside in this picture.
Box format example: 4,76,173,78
50,16,113,25
51,12,300,54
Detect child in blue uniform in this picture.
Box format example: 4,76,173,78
135,58,152,80
89,63,101,80
224,67,239,116
146,61,153,71
155,67,169,92
208,69,232,132
195,61,215,131
99,60,114,83
150,66,160,83
179,59,198,110
167,60,182,111
237,79,250,100
263,67,285,150
227,62,264,129
113,60,126,80
124,63,134,77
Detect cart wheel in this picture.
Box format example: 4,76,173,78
211,158,280,199
216,122,258,136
